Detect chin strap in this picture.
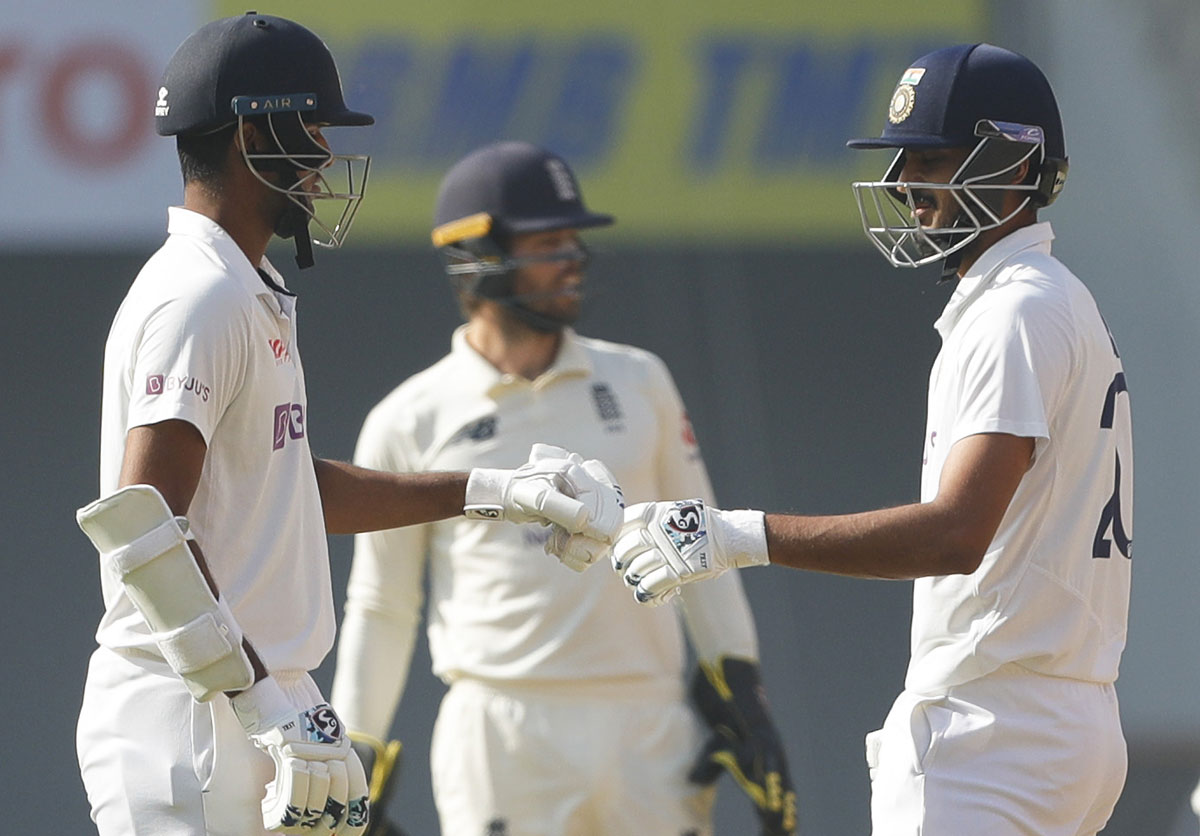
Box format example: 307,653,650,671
494,295,568,334
939,249,963,282
932,209,972,282
451,273,572,334
293,224,315,270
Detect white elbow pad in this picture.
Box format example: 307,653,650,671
76,484,254,701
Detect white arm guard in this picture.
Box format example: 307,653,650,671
76,484,254,701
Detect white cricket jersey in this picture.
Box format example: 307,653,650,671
93,207,334,674
907,222,1132,693
333,326,757,738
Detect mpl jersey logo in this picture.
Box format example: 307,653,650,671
269,338,291,364
145,373,211,402
273,402,305,450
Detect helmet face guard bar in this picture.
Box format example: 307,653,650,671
232,94,371,249
852,119,1045,270
442,242,592,279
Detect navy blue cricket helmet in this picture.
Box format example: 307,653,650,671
431,141,613,331
848,44,1068,273
156,12,372,137
157,12,374,266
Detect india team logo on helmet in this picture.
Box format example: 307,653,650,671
888,84,917,125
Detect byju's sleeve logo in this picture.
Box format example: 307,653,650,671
144,373,210,401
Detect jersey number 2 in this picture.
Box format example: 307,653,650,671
1093,371,1131,559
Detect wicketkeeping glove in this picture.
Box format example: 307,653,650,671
231,677,370,835
466,443,624,571
689,656,797,835
348,731,410,836
612,499,768,606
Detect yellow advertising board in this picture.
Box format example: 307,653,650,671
217,1,986,243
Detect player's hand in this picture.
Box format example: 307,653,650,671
541,452,624,571
231,678,370,835
465,443,624,571
612,500,768,606
689,656,797,835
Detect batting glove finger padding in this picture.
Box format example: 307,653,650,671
347,731,404,836
465,444,624,569
231,678,370,834
342,754,370,836
315,759,348,836
546,529,612,572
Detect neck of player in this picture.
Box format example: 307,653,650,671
183,177,279,270
466,309,563,380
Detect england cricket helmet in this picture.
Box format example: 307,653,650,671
156,12,373,263
430,141,613,330
847,43,1068,273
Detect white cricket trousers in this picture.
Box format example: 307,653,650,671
430,677,716,836
866,663,1126,836
77,646,323,836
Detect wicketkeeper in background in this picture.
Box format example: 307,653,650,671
331,141,797,835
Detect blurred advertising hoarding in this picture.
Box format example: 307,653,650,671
2,1,983,247
0,1,201,247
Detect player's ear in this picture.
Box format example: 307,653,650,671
1012,157,1031,185
234,120,260,155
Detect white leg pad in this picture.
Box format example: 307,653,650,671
77,484,254,701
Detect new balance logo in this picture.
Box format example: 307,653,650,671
449,415,497,445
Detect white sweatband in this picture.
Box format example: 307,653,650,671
229,675,295,734
714,508,771,568
77,484,254,701
463,468,508,520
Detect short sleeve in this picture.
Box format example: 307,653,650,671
950,290,1073,445
125,289,247,443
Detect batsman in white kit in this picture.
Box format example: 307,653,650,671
330,141,796,835
611,44,1133,835
73,15,621,836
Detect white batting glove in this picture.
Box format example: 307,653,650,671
231,678,370,835
544,455,625,571
612,500,769,606
466,443,624,571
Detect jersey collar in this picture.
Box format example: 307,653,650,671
450,324,593,394
166,207,293,318
934,221,1055,339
